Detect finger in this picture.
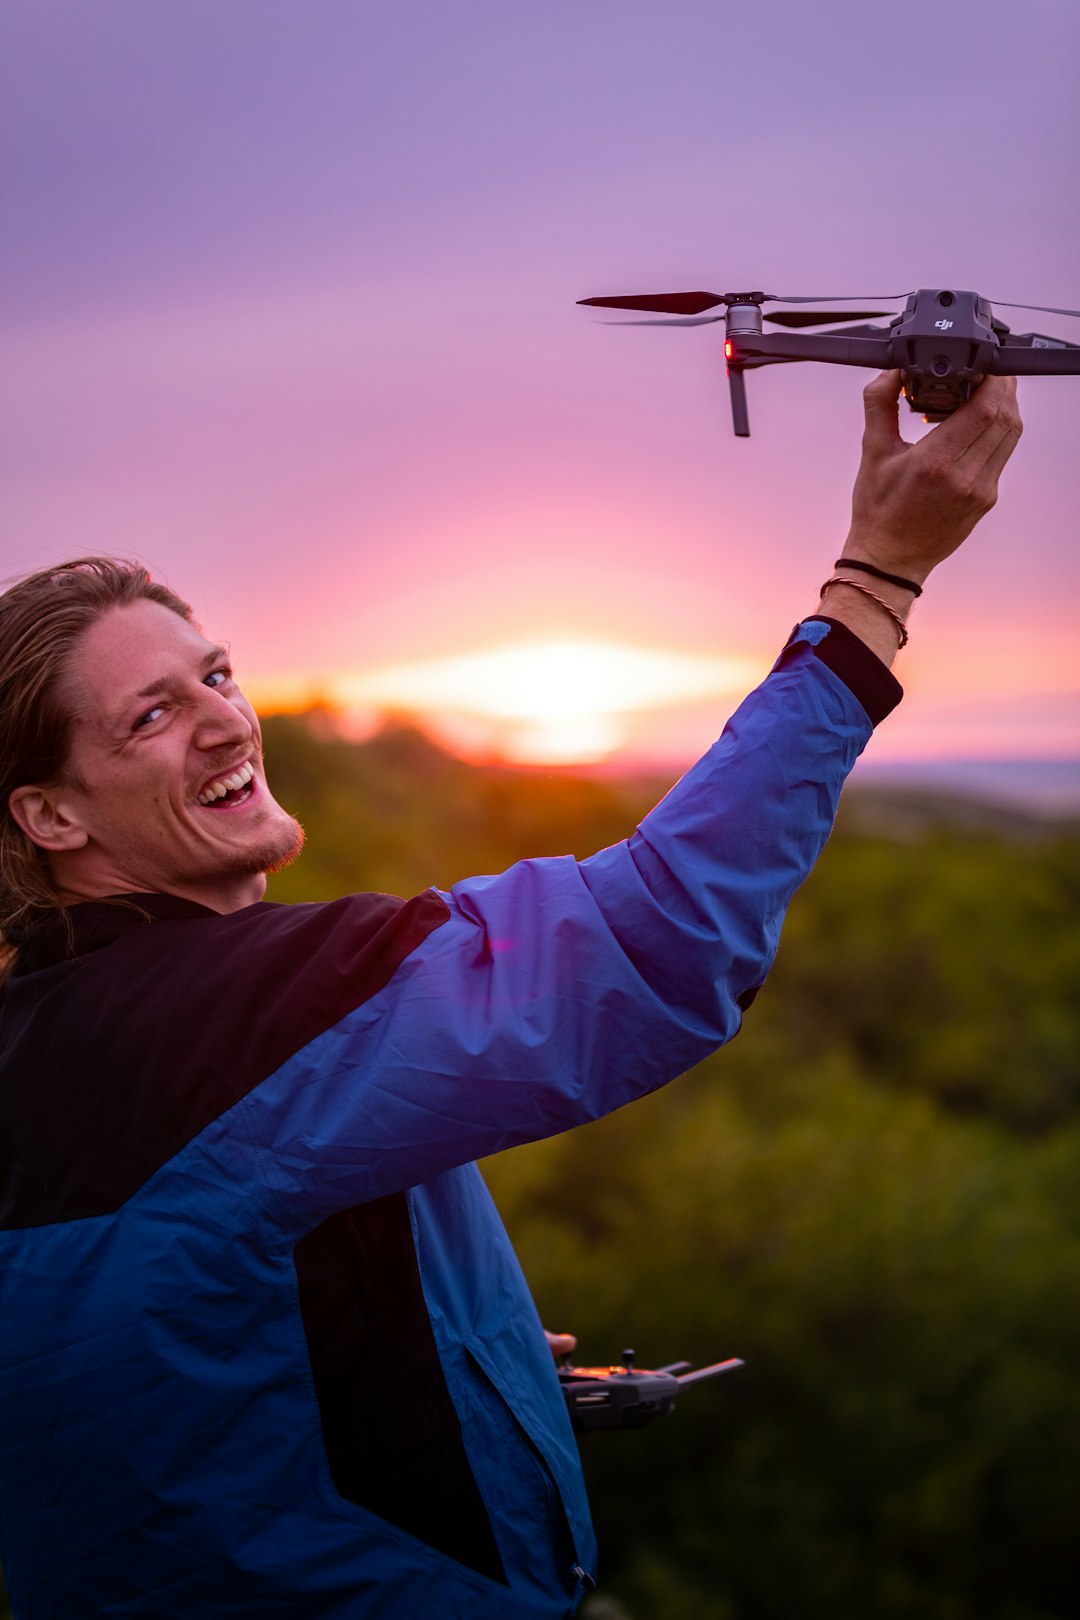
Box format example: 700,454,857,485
922,374,1015,460
954,379,1022,476
861,369,903,450
970,409,1023,500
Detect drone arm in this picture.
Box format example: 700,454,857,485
734,332,893,369
724,332,890,440
988,339,1080,376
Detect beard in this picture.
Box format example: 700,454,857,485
215,808,306,881
262,814,306,875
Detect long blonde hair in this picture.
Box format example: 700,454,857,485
0,558,194,980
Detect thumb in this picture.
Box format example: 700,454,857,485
544,1330,577,1359
861,369,903,450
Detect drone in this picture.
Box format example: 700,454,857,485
577,285,1080,436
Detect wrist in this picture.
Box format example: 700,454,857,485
833,557,923,600
840,530,932,592
811,572,917,667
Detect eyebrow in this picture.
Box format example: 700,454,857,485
108,644,231,731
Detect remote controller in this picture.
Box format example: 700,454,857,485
558,1347,743,1432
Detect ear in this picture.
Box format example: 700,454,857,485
7,785,89,854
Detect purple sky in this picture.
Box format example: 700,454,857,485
2,0,1078,766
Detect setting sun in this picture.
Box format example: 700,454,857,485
249,639,760,765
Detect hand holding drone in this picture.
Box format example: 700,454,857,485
578,286,1079,436
838,368,1021,599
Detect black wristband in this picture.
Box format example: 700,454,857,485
834,558,922,597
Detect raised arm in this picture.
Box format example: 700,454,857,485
244,624,900,1223
244,373,1024,1225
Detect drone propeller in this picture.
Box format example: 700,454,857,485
990,298,1080,319
578,289,908,317
790,322,893,340
600,315,725,327
579,291,726,315
764,309,892,329
599,310,893,335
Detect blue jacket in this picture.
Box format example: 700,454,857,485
0,621,899,1618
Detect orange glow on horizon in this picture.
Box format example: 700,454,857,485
245,632,1080,768
246,637,760,765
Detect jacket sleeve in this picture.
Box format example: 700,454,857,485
242,621,902,1220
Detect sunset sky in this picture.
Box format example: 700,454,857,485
2,0,1078,769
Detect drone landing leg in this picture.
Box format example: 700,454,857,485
728,366,750,437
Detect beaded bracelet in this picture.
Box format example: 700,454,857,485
819,576,910,649
833,557,923,597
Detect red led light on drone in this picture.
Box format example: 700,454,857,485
724,340,733,360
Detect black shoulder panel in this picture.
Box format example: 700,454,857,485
0,890,449,1228
295,1194,507,1583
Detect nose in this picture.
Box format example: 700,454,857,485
192,683,255,753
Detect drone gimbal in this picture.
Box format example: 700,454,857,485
578,286,1080,436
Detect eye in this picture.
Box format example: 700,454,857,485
132,704,166,731
204,668,231,690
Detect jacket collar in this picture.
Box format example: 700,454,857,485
13,893,220,973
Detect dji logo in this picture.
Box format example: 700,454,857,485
934,318,954,330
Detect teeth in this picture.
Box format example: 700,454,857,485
198,760,254,806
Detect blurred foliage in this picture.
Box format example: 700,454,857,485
259,711,653,900
263,715,1080,1620
3,716,1077,1620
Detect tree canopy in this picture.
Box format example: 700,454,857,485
3,717,1075,1620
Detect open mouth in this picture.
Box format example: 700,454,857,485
197,760,257,809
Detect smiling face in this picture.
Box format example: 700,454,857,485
23,598,304,912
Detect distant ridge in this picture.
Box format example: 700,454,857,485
276,713,1080,815
851,757,1080,818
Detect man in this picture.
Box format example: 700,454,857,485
0,373,1021,1618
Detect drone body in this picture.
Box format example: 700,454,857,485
578,285,1080,436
